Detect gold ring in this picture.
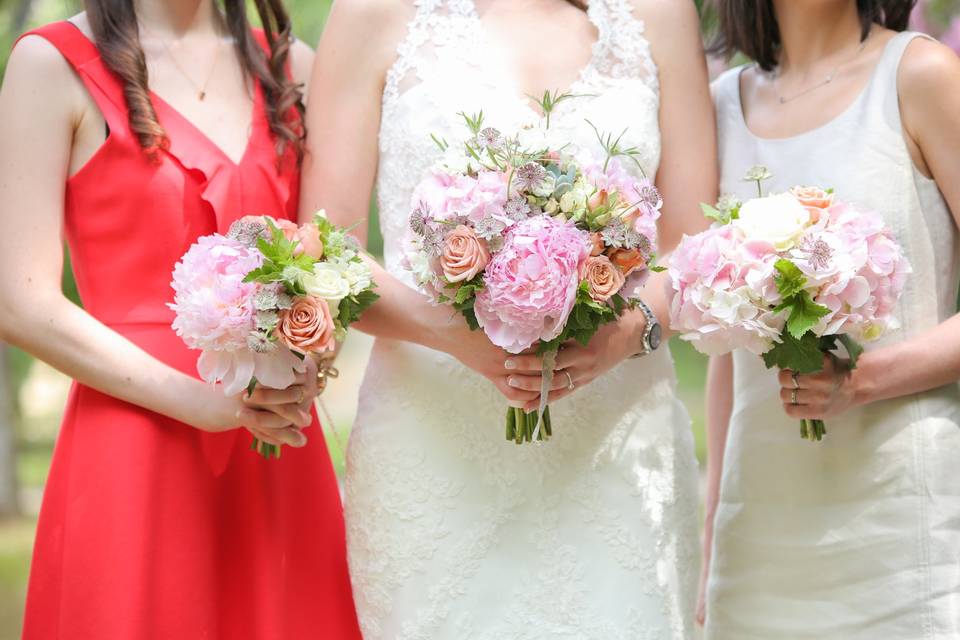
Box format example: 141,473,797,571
564,371,575,391
791,388,798,405
792,371,800,389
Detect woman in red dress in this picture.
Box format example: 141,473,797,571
0,1,361,638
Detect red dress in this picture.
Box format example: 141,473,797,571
19,22,361,640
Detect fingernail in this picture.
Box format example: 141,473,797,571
300,411,311,425
505,359,517,370
508,377,519,388
294,432,307,447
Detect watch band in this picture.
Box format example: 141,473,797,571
630,299,660,359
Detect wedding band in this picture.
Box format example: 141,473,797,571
792,371,800,389
791,389,799,405
297,388,305,404
564,371,575,391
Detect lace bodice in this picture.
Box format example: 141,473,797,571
377,0,661,279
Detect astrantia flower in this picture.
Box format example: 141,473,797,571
247,331,276,353
226,219,268,247
637,184,663,211
409,203,431,236
601,218,628,248
743,165,773,182
475,127,504,151
474,216,589,353
514,162,547,192
474,215,506,240
505,196,532,221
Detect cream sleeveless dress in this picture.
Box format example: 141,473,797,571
342,1,701,639
706,33,960,639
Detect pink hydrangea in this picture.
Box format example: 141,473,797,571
669,225,785,356
669,195,910,357
475,216,590,353
411,169,508,224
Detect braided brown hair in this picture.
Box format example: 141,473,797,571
84,0,304,162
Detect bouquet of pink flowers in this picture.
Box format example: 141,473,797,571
403,110,662,443
669,167,910,440
170,212,378,457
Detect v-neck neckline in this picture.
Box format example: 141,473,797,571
464,0,601,119
68,21,261,167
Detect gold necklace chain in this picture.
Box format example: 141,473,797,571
773,34,870,105
140,25,223,101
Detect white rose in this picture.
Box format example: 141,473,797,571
734,193,811,251
302,263,351,317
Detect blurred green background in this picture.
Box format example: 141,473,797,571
0,0,956,637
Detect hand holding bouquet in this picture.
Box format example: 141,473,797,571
170,213,378,457
404,109,663,443
669,167,910,440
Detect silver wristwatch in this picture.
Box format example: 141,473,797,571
630,300,661,359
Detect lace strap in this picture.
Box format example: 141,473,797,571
382,0,478,108
588,0,659,92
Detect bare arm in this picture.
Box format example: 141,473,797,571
696,353,733,625
0,37,308,443
299,0,533,406
509,0,718,403
780,39,960,419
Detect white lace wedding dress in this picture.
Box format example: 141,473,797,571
344,2,700,638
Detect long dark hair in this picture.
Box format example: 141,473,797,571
565,0,588,10
711,0,916,71
84,0,304,161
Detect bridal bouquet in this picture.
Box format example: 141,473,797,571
170,213,378,457
669,167,910,441
403,110,662,443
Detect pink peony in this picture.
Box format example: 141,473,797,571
170,233,307,395
475,216,590,353
170,234,263,353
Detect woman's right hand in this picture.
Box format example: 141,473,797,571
431,319,543,409
196,362,318,448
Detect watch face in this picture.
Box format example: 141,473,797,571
648,322,662,351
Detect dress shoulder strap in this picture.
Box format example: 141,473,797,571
862,31,936,131
16,21,128,132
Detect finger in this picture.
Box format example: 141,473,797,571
503,354,543,373
245,385,307,406
555,348,590,370
778,387,817,406
506,373,571,393
238,407,295,431
269,402,313,428
258,425,307,448
784,403,827,420
493,378,540,407
246,426,284,447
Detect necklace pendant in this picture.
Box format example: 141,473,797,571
198,90,206,101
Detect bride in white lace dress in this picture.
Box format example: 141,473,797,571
300,1,716,637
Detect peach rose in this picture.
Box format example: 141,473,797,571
607,247,647,276
589,232,605,256
580,255,625,302
789,186,834,223
276,296,335,354
274,218,300,242
441,225,491,283
294,222,324,259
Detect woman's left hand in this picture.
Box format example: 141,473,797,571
778,355,858,420
504,313,646,411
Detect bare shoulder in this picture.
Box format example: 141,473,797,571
3,27,85,118
316,0,416,81
626,0,703,66
899,36,960,99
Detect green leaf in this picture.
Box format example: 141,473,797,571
836,334,864,368
700,202,731,224
785,292,830,340
337,288,380,329
762,331,826,374
774,259,806,300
